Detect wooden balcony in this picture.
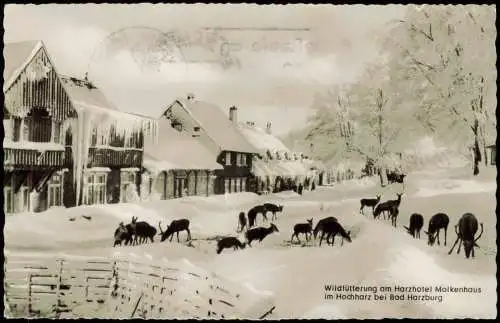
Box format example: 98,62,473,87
64,146,143,168
3,147,65,170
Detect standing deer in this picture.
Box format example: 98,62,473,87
134,220,157,244
373,193,403,220
448,213,484,259
263,203,284,221
290,218,313,243
389,205,399,228
237,211,247,232
247,205,268,227
113,222,130,247
403,213,424,239
424,213,449,247
359,194,381,215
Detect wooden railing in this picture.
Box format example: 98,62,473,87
4,251,275,319
4,148,65,169
64,147,143,168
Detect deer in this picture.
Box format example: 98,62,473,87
389,205,399,228
373,193,403,220
263,203,284,221
247,204,268,227
290,218,313,243
113,222,131,247
237,211,247,233
216,237,246,254
245,223,279,247
134,221,157,244
424,213,449,247
318,220,352,247
124,216,139,246
313,216,338,240
448,213,484,259
158,219,192,243
359,194,381,215
403,213,424,239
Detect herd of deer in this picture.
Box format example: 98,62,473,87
112,187,484,260
112,201,354,255
359,192,485,259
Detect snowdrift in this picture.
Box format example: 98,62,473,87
4,167,496,319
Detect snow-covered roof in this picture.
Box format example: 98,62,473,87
143,118,223,174
60,75,118,112
251,159,310,179
239,123,292,156
3,40,42,91
174,98,259,154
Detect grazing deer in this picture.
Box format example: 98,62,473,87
320,221,352,247
359,194,381,215
424,213,449,247
263,203,284,221
291,218,313,243
245,223,279,247
247,205,268,227
237,211,247,233
374,193,403,220
159,219,192,242
313,216,338,240
403,213,424,239
216,237,246,254
448,213,484,259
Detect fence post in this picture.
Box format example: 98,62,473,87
54,259,63,318
27,273,33,317
4,255,12,318
85,276,89,301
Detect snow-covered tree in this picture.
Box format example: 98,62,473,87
305,60,422,185
382,5,496,175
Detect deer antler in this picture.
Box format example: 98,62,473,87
474,223,484,243
158,221,164,234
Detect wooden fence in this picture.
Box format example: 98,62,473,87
4,251,275,319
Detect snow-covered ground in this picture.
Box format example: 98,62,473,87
4,166,497,319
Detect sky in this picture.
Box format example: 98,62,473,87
4,4,407,136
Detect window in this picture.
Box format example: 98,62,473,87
241,178,246,192
225,152,232,166
22,119,29,141
3,118,14,141
239,154,247,166
233,178,239,192
491,148,496,166
224,178,231,193
125,132,138,148
4,186,13,214
120,171,137,202
83,172,108,205
194,126,200,132
52,121,61,144
48,173,63,208
19,186,31,213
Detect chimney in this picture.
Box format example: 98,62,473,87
187,93,195,101
229,106,238,124
266,122,272,134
